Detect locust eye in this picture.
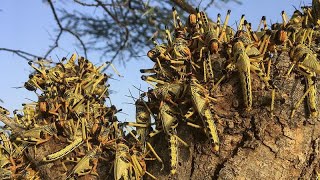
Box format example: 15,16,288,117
147,50,160,61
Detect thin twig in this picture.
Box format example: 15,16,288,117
0,48,41,61
95,0,129,65
46,0,88,58
74,0,128,7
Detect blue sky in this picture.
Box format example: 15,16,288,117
0,0,308,123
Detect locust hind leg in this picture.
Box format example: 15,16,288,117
146,142,164,170
89,158,99,177
305,73,318,118
168,132,178,175
202,108,219,152
145,170,157,179
290,81,314,118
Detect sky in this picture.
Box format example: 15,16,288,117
0,0,309,123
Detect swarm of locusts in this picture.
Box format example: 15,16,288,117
137,2,320,176
2,1,320,179
0,54,162,179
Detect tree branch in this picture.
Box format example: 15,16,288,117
74,0,128,7
46,0,88,58
95,0,129,64
1,0,238,63
170,0,197,14
0,48,41,61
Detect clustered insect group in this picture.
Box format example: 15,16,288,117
1,2,320,180
137,3,320,176
0,54,162,179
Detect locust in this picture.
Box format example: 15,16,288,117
189,76,219,151
156,101,188,174
230,40,253,111
166,7,192,79
228,30,274,112
0,51,122,179
141,80,188,174
196,10,232,54
288,44,320,75
288,44,320,118
15,123,57,145
114,141,133,180
147,81,187,106
0,130,17,172
65,146,100,179
42,135,83,162
125,130,159,179
133,99,151,146
124,90,153,151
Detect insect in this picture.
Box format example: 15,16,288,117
0,49,126,179
288,44,319,118
42,136,83,162
65,146,100,178
148,102,185,175
189,11,220,87
191,10,233,83
147,41,172,63
0,113,26,135
0,130,17,172
287,44,320,75
130,146,156,179
168,7,192,79
155,100,189,174
186,12,197,34
125,129,159,179
15,123,57,145
228,28,274,112
141,75,166,87
24,80,39,92
287,9,304,27
28,61,48,79
125,94,152,150
197,11,220,54
147,81,187,106
146,39,181,82
229,40,253,111
139,80,189,175
64,53,78,71
189,76,219,152
158,101,179,135
114,141,133,180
